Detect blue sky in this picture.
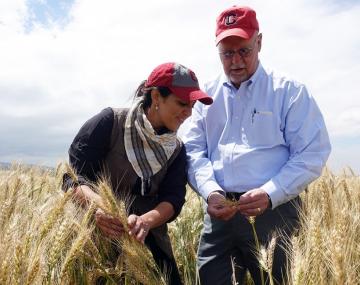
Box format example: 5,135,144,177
0,0,359,174
24,0,74,32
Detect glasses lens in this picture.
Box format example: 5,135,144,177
223,51,234,59
239,48,252,57
221,48,252,59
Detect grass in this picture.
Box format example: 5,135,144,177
0,164,359,284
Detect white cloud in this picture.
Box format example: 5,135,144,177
327,139,360,175
0,0,27,33
0,0,359,173
328,107,360,137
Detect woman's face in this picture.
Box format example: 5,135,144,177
156,94,194,132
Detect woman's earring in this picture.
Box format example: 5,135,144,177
155,104,159,111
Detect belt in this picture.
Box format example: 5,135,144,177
225,192,246,200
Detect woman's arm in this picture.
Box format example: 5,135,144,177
156,145,187,222
62,107,114,190
63,108,126,238
128,201,174,243
127,146,187,243
73,184,125,239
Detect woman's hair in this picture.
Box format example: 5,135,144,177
134,80,172,109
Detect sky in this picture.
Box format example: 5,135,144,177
0,0,359,174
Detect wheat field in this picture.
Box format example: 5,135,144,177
0,163,359,285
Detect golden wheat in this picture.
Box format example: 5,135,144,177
0,164,359,284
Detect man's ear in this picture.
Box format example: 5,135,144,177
257,33,262,52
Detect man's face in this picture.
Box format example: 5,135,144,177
218,33,261,88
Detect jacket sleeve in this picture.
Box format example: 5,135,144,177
62,107,114,191
157,145,187,222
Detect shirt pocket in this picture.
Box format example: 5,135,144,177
248,111,285,147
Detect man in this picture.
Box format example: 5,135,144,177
180,6,331,285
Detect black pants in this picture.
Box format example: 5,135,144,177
198,196,301,285
145,232,183,285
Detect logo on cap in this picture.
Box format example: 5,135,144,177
215,6,259,45
225,14,237,26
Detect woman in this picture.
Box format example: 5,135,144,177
62,62,213,284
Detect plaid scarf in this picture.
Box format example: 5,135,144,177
124,98,179,195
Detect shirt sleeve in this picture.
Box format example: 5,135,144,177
62,107,114,191
180,104,225,201
157,144,187,222
261,85,331,208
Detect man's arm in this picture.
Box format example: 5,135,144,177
254,85,331,209
181,104,224,200
181,104,237,220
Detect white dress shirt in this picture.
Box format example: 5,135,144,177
180,62,331,208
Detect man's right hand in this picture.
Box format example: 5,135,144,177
207,191,238,221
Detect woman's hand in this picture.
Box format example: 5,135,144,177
94,208,124,239
127,214,150,243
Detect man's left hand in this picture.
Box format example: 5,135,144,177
237,188,270,216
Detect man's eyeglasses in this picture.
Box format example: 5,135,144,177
219,36,259,60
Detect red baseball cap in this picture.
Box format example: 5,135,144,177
145,62,213,105
215,6,259,45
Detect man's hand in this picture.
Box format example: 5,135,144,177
94,208,124,239
237,188,270,216
207,191,238,221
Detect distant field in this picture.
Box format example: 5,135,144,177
0,164,359,284
0,162,12,169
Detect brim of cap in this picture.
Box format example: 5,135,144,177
215,28,256,45
189,90,213,105
171,87,213,105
